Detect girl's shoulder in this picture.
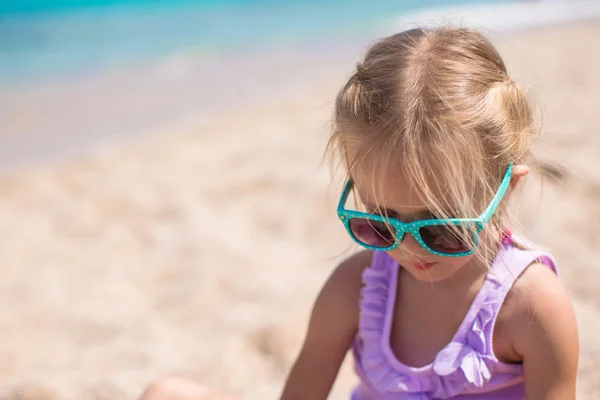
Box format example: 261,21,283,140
314,250,373,327
500,260,578,392
495,259,574,362
505,259,570,326
324,250,373,301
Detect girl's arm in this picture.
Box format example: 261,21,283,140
279,250,371,400
511,263,579,400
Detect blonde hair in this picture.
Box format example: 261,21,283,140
327,27,535,244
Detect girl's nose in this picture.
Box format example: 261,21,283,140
397,232,428,255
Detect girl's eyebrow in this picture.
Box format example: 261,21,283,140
353,185,435,219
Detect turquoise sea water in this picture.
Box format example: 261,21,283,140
0,0,505,82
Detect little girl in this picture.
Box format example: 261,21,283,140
138,27,578,400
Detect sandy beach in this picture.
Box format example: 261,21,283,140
1,16,599,400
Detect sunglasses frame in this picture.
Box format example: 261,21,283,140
336,164,513,257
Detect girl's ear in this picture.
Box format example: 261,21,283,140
509,164,529,191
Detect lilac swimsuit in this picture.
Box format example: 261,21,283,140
351,235,558,399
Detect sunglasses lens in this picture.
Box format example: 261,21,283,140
348,218,396,249
418,224,474,254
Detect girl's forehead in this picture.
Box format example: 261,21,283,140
350,170,442,217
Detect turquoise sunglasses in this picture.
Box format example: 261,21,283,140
337,164,513,257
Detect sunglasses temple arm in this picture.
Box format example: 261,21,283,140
481,164,513,222
337,180,352,212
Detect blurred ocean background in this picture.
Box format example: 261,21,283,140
0,0,506,83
